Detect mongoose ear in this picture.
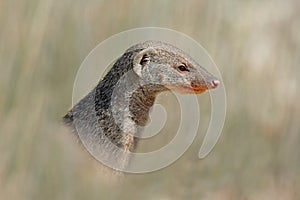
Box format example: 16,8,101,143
133,47,157,77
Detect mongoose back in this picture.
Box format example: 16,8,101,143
63,40,220,170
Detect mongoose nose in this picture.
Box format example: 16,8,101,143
211,80,220,88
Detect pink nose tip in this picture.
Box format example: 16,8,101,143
212,80,220,88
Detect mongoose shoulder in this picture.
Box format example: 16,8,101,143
63,40,219,170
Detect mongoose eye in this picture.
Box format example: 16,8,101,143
140,55,150,65
177,65,189,72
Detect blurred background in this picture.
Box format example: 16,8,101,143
0,0,299,199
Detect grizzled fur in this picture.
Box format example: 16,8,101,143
63,41,219,170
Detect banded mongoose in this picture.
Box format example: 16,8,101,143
63,40,220,170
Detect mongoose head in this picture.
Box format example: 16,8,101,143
129,41,220,94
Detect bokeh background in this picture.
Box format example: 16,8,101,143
1,0,299,199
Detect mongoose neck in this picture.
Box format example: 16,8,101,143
129,84,166,127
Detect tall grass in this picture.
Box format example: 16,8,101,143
0,0,299,199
